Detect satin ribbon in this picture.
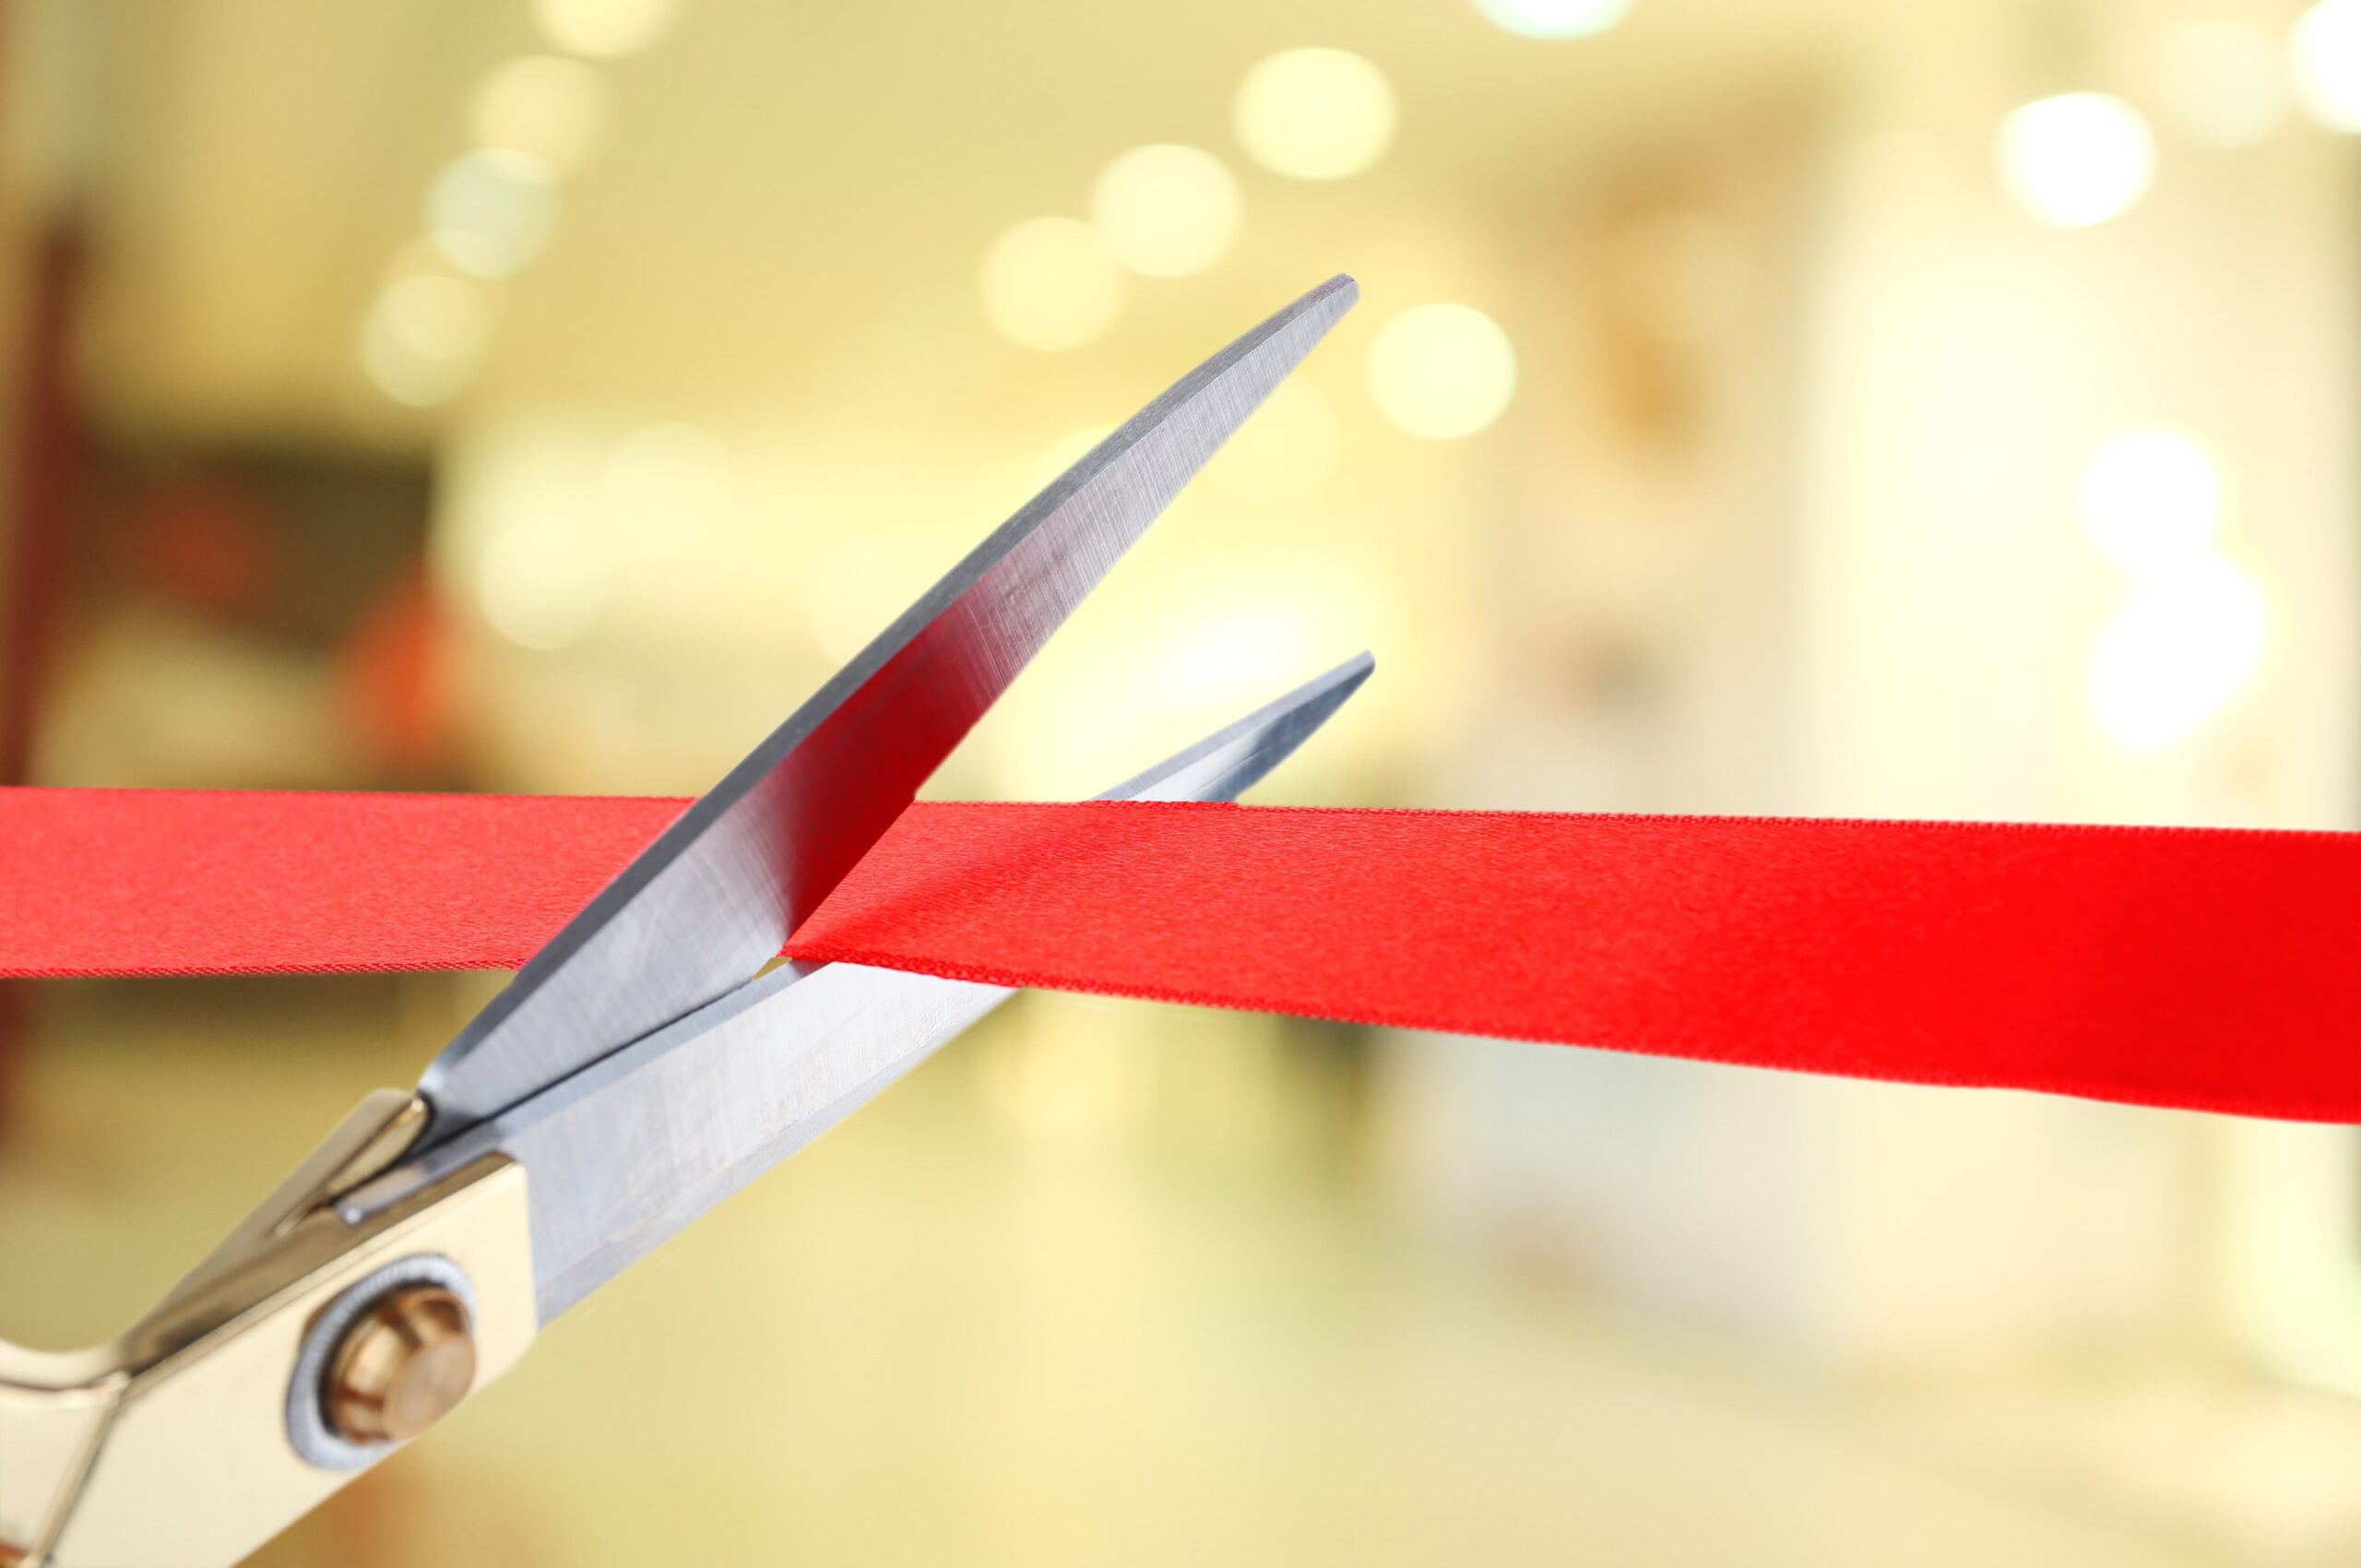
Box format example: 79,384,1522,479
4,787,2355,1123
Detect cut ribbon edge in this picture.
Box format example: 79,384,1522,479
4,787,2356,1124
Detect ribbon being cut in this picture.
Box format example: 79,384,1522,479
7,275,2355,1568
5,784,2355,1125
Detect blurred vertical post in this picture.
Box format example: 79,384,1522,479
0,0,89,1128
0,220,81,1133
1,220,79,789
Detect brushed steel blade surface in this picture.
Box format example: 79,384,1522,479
418,276,1358,1139
350,654,1372,1320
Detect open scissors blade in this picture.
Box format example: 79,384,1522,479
419,276,1359,1139
353,654,1373,1319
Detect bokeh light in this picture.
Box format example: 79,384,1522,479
602,422,735,558
472,55,609,175
2150,20,2283,148
979,217,1125,350
1204,378,1338,503
358,320,464,409
376,274,491,364
1232,48,1398,181
1472,0,1632,39
476,511,611,649
1367,303,1517,439
1994,92,2155,229
2080,428,2263,754
428,148,560,277
2291,0,2361,134
358,275,491,407
2081,430,2221,576
1153,601,1322,708
530,0,682,59
1089,144,1242,279
2087,554,2267,753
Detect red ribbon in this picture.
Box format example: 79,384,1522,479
5,787,2355,1123
0,788,686,976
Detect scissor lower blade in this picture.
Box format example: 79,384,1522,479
458,958,1010,1320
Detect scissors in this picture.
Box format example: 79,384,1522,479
0,276,1364,1567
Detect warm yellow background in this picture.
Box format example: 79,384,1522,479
4,0,2360,1562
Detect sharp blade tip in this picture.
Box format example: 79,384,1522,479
1302,648,1376,703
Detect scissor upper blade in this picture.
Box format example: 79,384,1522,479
418,277,1358,1138
351,654,1374,1320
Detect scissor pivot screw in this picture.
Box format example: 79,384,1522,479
324,1283,477,1443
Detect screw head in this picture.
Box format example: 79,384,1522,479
324,1283,476,1443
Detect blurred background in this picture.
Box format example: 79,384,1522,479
2,0,2358,1562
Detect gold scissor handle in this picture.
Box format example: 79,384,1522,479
0,1096,536,1567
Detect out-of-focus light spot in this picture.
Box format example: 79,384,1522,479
2292,0,2361,133
2081,428,2262,754
531,0,682,58
602,422,734,558
2151,20,2284,147
805,534,935,663
359,275,492,407
477,512,610,649
379,235,462,289
1089,145,1242,278
1472,0,1631,39
357,322,465,407
472,55,608,174
979,217,1124,350
2081,430,2221,575
429,149,559,277
1031,425,1115,491
2088,554,2266,752
1232,48,1397,180
1154,602,1322,709
1205,378,1337,503
375,274,491,363
1367,303,1517,439
984,548,1386,801
1994,93,2155,228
